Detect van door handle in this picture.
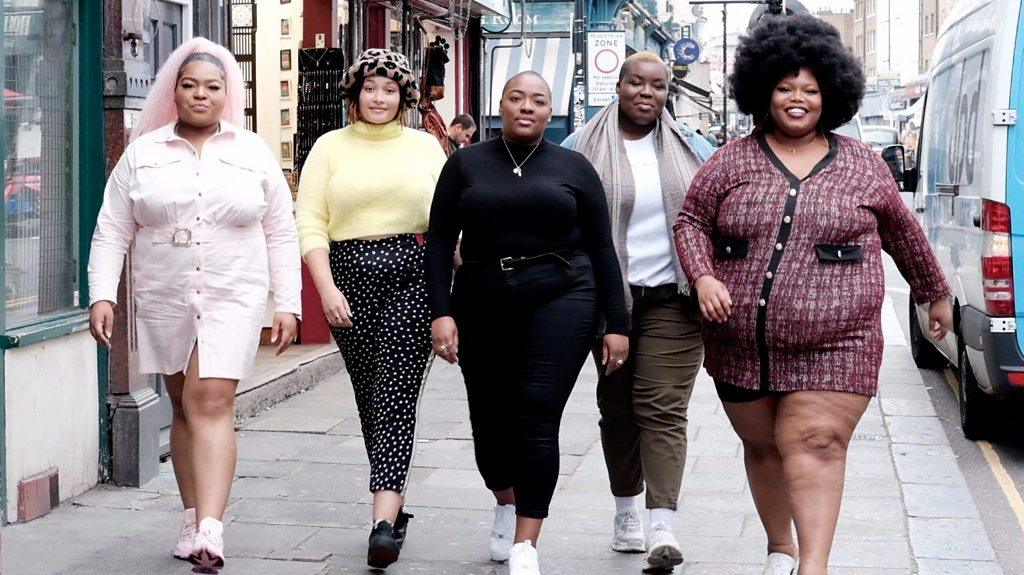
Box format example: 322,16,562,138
936,182,960,196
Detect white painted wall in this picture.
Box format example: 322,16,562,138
5,330,99,520
255,0,303,169
876,0,920,83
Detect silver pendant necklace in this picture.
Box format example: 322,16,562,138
502,137,540,177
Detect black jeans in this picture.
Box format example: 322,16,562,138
453,254,597,519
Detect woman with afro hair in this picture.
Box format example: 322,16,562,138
674,14,952,575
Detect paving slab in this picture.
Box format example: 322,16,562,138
2,340,1004,574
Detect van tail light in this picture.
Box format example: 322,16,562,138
1006,372,1024,387
981,200,1015,316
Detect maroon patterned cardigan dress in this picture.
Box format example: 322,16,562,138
673,134,950,396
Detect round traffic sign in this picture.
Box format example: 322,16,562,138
673,38,701,65
594,48,620,74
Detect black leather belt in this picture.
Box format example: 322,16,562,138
464,249,576,271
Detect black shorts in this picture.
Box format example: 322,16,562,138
714,380,784,403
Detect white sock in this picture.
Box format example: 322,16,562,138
614,495,639,514
649,507,674,526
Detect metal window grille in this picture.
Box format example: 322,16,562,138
228,0,257,132
4,0,76,327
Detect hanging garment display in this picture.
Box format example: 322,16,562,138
419,37,453,154
295,48,346,175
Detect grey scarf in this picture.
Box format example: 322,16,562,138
572,102,701,317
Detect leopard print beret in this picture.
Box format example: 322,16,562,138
341,48,421,109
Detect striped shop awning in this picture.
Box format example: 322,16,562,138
485,36,574,116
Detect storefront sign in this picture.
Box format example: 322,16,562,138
474,0,513,19
4,9,43,52
482,2,573,34
587,31,625,106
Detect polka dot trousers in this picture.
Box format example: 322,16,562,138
329,234,433,493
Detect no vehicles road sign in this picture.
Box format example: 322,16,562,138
587,31,625,106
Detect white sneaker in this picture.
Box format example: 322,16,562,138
763,552,797,575
642,521,683,572
172,508,196,560
612,509,646,553
509,540,541,575
490,504,516,562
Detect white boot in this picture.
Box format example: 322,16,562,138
490,503,516,562
509,540,541,575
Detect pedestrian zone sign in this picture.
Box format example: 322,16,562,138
587,31,625,106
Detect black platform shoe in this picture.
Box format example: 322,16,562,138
367,520,400,569
393,508,414,549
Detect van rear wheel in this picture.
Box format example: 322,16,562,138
909,297,948,369
958,345,995,440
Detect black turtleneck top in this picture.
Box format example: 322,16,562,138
425,136,628,334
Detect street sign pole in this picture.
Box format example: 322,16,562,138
723,7,728,139
686,0,791,142
572,0,587,130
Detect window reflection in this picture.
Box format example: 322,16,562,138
4,0,75,326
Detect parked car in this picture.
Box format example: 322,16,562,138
862,126,900,153
4,157,40,218
886,0,1024,439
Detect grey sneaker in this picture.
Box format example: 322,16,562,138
612,509,646,553
489,503,516,562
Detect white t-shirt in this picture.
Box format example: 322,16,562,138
623,131,676,287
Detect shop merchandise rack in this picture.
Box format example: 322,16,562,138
295,48,346,175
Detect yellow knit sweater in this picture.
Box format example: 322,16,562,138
295,120,448,256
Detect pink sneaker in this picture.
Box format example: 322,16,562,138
189,517,225,574
173,508,196,560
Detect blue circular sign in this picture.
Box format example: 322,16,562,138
673,38,701,65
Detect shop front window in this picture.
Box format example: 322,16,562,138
3,0,77,327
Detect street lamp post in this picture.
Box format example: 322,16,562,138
687,0,786,142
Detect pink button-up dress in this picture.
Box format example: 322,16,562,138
88,122,302,379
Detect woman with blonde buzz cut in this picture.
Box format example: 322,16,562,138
564,50,714,572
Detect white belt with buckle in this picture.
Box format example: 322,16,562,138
170,227,192,247
139,225,262,246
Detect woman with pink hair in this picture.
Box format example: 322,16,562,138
87,38,301,573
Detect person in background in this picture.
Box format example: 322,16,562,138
87,38,301,574
697,129,719,147
295,48,447,570
447,114,477,151
563,51,714,573
674,15,952,575
426,71,629,575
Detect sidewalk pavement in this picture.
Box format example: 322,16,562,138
4,336,1005,574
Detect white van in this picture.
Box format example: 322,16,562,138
897,0,1024,439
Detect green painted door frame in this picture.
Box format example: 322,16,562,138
78,0,109,483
